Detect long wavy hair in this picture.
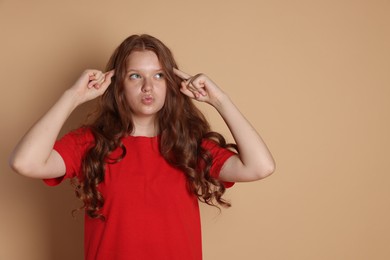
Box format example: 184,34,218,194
75,34,237,219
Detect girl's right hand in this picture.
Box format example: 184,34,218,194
70,69,115,105
9,69,114,179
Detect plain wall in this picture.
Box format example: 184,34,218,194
1,0,389,259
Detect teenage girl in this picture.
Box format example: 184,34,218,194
9,34,275,260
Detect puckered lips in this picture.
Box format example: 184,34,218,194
141,94,154,105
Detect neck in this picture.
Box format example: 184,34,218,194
131,116,158,137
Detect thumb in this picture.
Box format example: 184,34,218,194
98,70,115,91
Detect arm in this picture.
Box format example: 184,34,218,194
174,69,275,182
9,70,114,179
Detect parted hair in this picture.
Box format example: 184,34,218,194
75,34,237,219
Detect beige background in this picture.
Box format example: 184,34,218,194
1,0,389,259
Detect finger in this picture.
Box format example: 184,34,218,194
95,77,106,89
90,71,102,80
106,69,115,76
88,71,103,88
88,70,114,89
186,83,201,96
180,81,202,99
98,72,114,91
186,78,207,97
173,68,191,80
102,70,115,84
88,78,101,88
174,69,207,95
95,76,105,86
93,71,114,92
187,73,203,86
180,85,199,99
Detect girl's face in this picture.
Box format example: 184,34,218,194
123,50,167,123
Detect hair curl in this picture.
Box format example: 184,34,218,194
74,34,237,219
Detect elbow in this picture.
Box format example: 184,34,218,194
265,162,276,178
8,154,19,173
255,160,276,180
8,155,37,178
9,156,26,176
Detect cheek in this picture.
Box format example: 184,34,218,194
123,88,137,108
160,85,168,102
123,83,138,97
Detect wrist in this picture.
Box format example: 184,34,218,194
63,89,82,110
211,92,231,111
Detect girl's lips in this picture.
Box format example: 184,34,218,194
141,95,153,105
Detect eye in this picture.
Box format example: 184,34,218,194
155,73,164,79
129,73,141,79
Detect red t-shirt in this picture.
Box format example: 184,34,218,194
44,128,235,260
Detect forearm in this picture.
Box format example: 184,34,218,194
214,94,275,179
9,90,78,176
173,68,275,180
9,70,113,178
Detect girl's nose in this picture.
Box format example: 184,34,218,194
141,77,153,93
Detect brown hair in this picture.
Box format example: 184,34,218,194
75,34,237,219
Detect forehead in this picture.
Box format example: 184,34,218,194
126,50,162,70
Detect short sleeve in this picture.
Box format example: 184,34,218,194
43,127,94,186
201,139,237,188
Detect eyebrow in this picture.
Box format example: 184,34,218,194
126,68,164,73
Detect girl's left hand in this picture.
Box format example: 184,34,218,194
174,68,226,107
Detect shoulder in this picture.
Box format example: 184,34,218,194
201,138,236,160
55,127,95,151
61,126,94,141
